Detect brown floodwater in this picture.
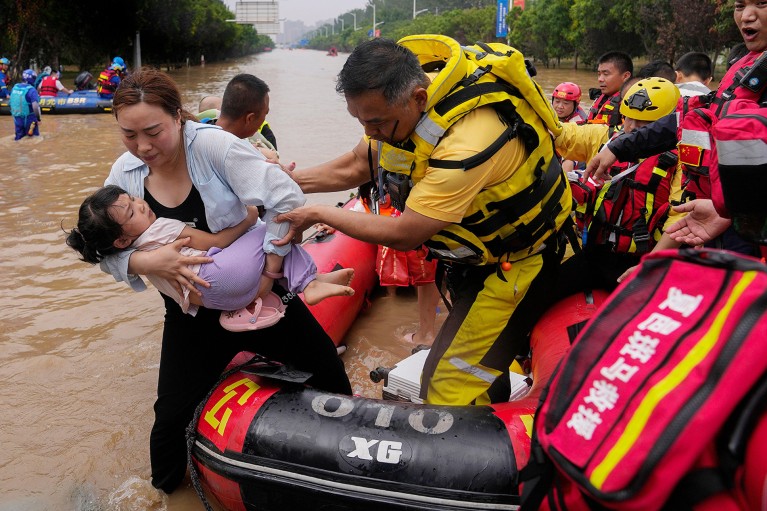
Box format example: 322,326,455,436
0,49,595,510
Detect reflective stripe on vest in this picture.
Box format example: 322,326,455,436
716,139,767,166
449,357,497,384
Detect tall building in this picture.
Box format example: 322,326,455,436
231,0,281,38
277,20,309,46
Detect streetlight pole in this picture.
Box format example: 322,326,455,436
339,17,344,32
372,4,385,36
413,0,429,18
351,12,357,31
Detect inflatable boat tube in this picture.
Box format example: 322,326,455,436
299,198,378,345
190,290,609,511
0,90,112,115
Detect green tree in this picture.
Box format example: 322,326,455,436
542,0,577,67
664,0,719,56
508,0,579,67
570,0,645,65
710,0,743,66
310,4,496,51
0,0,270,75
436,6,497,44
509,3,549,65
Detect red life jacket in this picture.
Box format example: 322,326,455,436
569,128,629,240
586,150,677,254
520,248,767,511
677,96,715,202
587,92,622,126
569,177,598,238
38,75,59,97
712,98,767,242
96,68,118,96
677,51,767,214
562,105,587,124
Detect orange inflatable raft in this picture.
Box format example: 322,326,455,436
299,198,379,345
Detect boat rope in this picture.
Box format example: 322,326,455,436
185,352,272,511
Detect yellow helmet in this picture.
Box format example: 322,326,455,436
620,77,680,121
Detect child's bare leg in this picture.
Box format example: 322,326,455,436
302,279,354,305
314,268,354,287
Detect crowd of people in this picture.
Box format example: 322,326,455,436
6,56,127,141
56,0,767,506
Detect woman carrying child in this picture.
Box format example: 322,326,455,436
68,185,355,329
83,68,352,495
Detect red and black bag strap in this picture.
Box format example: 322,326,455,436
664,368,767,510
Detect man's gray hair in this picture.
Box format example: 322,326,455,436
336,38,428,105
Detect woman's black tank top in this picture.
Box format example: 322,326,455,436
144,186,210,233
143,185,210,313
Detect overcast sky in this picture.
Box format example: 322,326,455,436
223,0,370,26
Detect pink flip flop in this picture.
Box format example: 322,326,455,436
219,292,287,332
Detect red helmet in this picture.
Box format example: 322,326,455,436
552,82,582,102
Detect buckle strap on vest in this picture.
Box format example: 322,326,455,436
519,443,555,511
434,260,452,313
632,215,651,253
484,172,566,256
434,80,521,117
364,142,381,214
466,157,563,235
456,65,490,88
428,120,518,171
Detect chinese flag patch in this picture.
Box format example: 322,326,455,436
678,144,704,166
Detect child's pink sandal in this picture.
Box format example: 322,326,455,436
219,292,287,332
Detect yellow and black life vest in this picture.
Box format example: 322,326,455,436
96,68,118,96
377,34,572,265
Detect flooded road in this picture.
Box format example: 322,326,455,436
0,49,595,510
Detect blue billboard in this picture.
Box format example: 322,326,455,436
496,0,509,38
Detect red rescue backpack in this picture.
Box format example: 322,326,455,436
677,51,767,213
712,99,767,229
521,248,767,511
585,151,677,254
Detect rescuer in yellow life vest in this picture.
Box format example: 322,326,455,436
275,35,573,406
